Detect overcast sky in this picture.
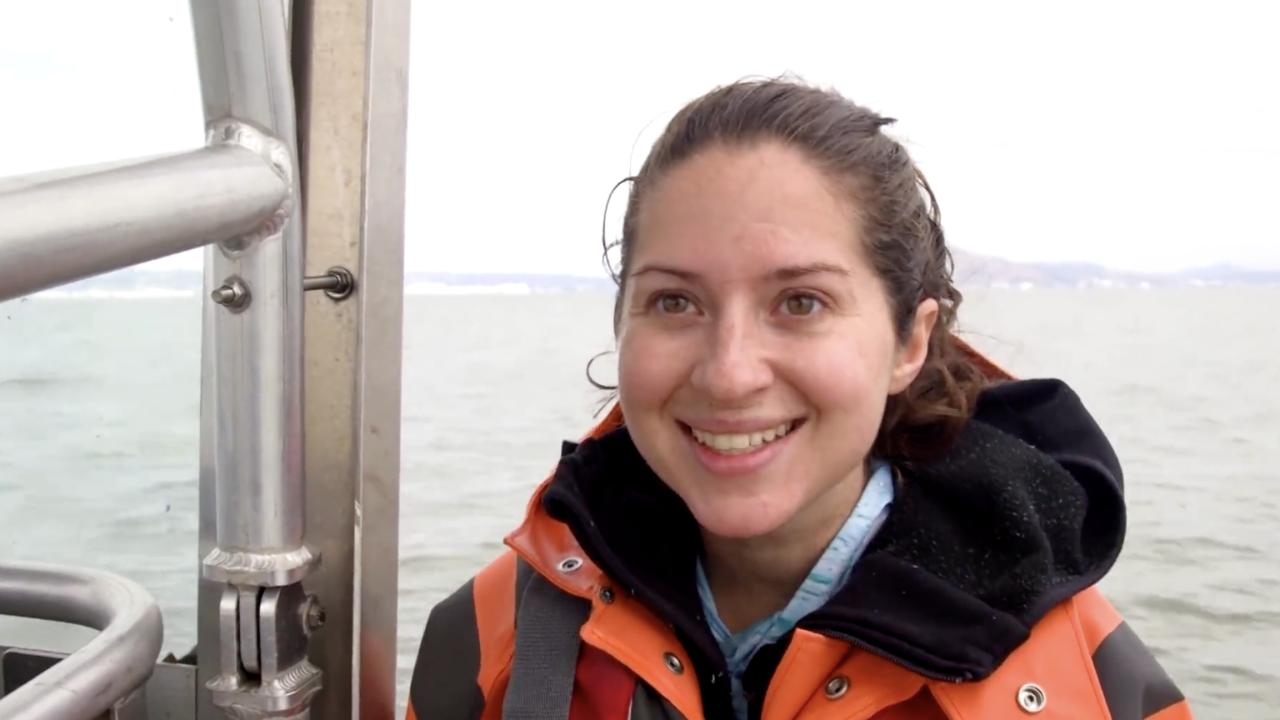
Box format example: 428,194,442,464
1,1,1276,275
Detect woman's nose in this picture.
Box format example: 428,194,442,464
689,315,773,402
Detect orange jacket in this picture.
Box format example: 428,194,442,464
408,376,1193,720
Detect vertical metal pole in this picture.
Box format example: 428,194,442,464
196,0,409,717
292,0,409,717
191,0,321,718
353,0,410,715
193,0,309,574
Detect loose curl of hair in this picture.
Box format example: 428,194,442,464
596,77,997,465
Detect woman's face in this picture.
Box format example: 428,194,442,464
616,141,936,541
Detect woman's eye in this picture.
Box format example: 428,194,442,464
781,294,821,316
656,293,692,314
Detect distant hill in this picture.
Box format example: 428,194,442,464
31,250,1280,296
949,249,1280,289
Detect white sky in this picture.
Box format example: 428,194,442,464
1,1,1276,275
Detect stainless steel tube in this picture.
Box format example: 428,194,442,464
194,0,312,586
0,561,164,720
0,147,289,303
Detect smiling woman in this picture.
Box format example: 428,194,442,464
616,139,943,552
405,79,1195,720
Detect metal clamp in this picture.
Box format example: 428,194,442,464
207,583,324,720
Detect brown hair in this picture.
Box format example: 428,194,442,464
599,77,992,464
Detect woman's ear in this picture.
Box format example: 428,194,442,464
888,298,938,394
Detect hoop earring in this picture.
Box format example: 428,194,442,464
599,176,634,282
585,350,618,391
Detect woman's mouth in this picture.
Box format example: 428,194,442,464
681,419,805,456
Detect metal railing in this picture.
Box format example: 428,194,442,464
0,0,410,717
0,562,164,720
0,146,289,304
0,0,323,718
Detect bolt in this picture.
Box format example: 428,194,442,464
302,267,355,301
305,597,326,631
210,277,251,311
210,286,237,303
324,267,355,300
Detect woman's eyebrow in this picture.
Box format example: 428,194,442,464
630,262,852,283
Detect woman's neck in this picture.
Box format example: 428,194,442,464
700,466,869,633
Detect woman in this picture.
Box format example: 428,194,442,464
407,79,1193,720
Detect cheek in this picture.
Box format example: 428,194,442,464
617,328,681,411
791,331,898,412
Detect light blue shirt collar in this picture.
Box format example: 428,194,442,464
695,461,895,720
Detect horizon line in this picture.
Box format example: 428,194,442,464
129,263,1280,277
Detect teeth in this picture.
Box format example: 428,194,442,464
690,422,794,455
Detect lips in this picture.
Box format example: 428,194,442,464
683,419,803,455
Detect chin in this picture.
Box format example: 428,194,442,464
684,495,797,540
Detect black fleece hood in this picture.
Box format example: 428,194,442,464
543,378,1127,684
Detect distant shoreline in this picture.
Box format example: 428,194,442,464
26,277,1278,300
19,249,1280,298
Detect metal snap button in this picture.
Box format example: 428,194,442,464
824,675,849,700
1017,683,1046,713
598,587,614,604
663,652,684,674
557,557,583,572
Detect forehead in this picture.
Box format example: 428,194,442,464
632,142,868,280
